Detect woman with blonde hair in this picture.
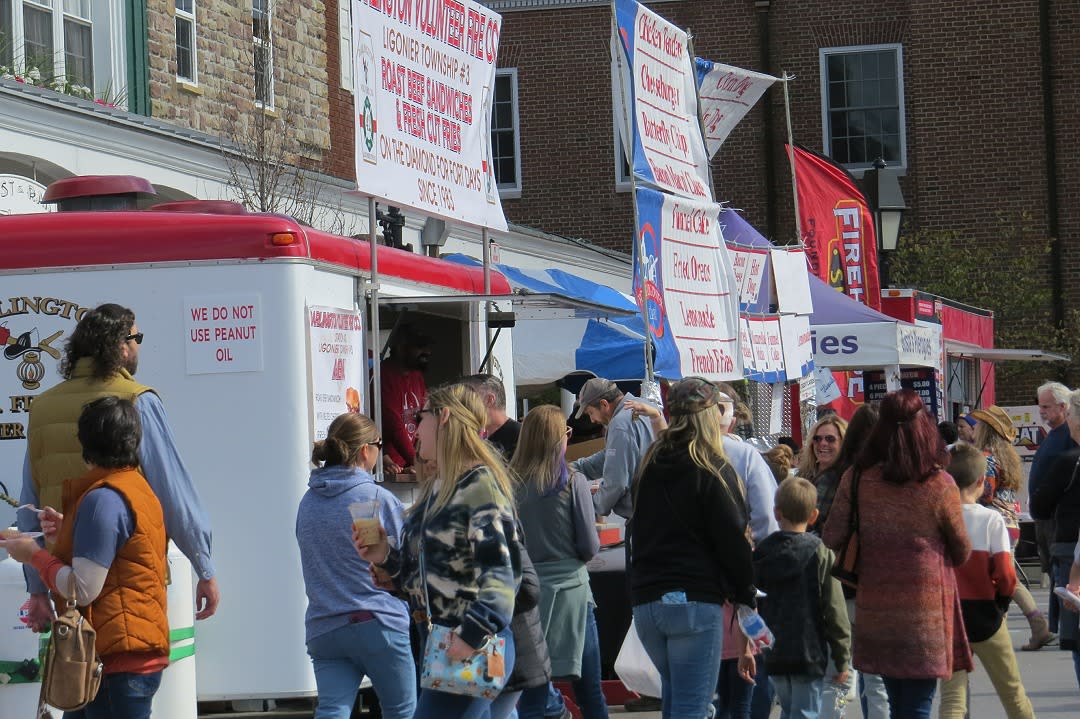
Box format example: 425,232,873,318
971,405,1054,650
797,415,848,483
511,404,605,719
359,383,521,719
296,412,414,719
630,377,757,719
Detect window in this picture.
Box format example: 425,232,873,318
490,69,520,194
610,47,632,189
175,0,196,83
339,0,351,90
820,44,905,169
252,0,273,107
22,0,52,76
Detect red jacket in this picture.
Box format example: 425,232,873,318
379,360,426,467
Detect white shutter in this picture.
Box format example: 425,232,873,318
339,0,353,92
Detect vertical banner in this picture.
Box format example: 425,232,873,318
612,0,711,201
694,60,777,158
778,314,814,379
307,305,366,441
352,0,507,230
787,144,881,311
770,248,813,314
633,187,741,380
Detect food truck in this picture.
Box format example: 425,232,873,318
0,176,632,711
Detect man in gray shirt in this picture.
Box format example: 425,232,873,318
572,377,656,520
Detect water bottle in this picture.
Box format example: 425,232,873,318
736,604,774,652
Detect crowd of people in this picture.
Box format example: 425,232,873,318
5,302,1080,719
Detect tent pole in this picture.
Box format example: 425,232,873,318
782,72,802,245
368,195,383,477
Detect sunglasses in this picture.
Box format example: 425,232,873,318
412,408,433,426
126,332,144,345
812,435,839,444
565,427,573,439
368,439,383,449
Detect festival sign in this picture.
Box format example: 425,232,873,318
770,248,813,315
307,305,366,441
632,187,741,380
613,0,711,201
352,0,507,230
695,60,777,157
779,313,814,380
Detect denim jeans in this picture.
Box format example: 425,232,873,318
770,674,823,719
489,690,522,719
1051,549,1080,688
750,655,774,719
520,604,608,719
714,658,753,719
65,670,163,719
880,676,936,719
633,596,724,719
413,627,516,719
307,619,417,719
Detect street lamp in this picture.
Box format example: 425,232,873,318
862,157,907,284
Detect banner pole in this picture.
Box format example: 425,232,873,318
613,1,654,385
368,195,383,477
781,71,802,245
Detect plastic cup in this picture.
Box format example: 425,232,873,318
348,499,382,547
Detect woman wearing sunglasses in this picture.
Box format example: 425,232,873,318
797,415,848,486
359,383,521,719
510,404,606,719
295,412,414,719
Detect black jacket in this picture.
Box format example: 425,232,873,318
1030,448,1080,544
505,547,551,691
753,531,850,677
629,446,756,607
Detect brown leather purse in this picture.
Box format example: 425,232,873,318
831,471,861,589
39,576,103,713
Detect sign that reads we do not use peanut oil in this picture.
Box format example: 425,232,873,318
184,294,264,374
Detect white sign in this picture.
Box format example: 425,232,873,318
747,318,773,375
771,248,813,315
739,317,755,373
307,306,366,441
352,0,507,230
779,313,814,380
184,294,263,374
814,366,842,405
0,175,52,215
614,0,711,201
811,320,942,371
696,62,778,158
742,247,768,307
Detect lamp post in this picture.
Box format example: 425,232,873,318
862,157,907,288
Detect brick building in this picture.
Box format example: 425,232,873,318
478,0,1078,400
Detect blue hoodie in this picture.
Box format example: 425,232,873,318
295,465,408,643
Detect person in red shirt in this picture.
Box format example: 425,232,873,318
380,323,431,475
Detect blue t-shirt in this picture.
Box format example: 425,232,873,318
73,488,134,568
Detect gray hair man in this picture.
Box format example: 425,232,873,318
462,373,521,458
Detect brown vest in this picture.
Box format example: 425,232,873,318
53,467,169,659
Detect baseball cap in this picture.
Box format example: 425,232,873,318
958,414,977,428
667,376,732,416
574,378,619,419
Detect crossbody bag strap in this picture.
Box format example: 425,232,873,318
848,468,861,537
418,500,433,631
1064,455,1080,495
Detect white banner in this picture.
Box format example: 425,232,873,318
812,321,942,371
613,0,711,201
184,294,263,374
307,305,366,441
696,61,777,157
779,313,814,380
771,248,813,315
352,0,506,230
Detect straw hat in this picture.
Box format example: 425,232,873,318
969,405,1017,443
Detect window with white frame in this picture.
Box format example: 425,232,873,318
338,0,352,91
252,0,273,107
820,44,905,168
613,117,631,189
490,69,520,193
175,0,196,83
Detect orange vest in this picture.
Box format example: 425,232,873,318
53,467,169,659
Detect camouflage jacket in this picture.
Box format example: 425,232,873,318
383,465,522,649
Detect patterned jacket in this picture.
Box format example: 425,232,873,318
382,465,522,649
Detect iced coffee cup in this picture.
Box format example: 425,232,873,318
349,499,382,547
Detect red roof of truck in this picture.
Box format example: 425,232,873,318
0,210,509,294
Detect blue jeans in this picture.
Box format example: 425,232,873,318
65,670,162,719
414,627,516,719
714,658,753,719
307,619,417,719
881,677,936,719
521,604,608,719
489,690,521,719
1051,551,1080,688
750,655,774,719
633,596,724,719
769,674,823,719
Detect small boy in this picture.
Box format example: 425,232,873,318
753,477,850,718
940,443,1035,719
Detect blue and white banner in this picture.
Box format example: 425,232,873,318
695,59,777,158
613,0,711,201
633,187,741,380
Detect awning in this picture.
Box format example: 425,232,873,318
944,344,1071,363
378,292,636,322
442,254,680,384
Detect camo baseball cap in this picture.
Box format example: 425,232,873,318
667,376,732,416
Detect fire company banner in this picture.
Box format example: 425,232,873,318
695,60,777,157
788,144,881,310
632,187,741,380
352,0,507,230
613,0,711,201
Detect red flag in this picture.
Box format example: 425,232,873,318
787,144,881,311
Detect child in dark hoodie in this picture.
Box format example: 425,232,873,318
754,477,850,718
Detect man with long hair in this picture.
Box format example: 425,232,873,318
18,303,219,631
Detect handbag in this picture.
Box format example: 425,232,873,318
417,502,508,699
613,618,662,699
831,470,861,589
38,576,103,712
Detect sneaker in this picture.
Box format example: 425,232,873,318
624,696,662,712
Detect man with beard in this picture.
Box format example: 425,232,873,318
379,323,432,476
18,303,219,631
